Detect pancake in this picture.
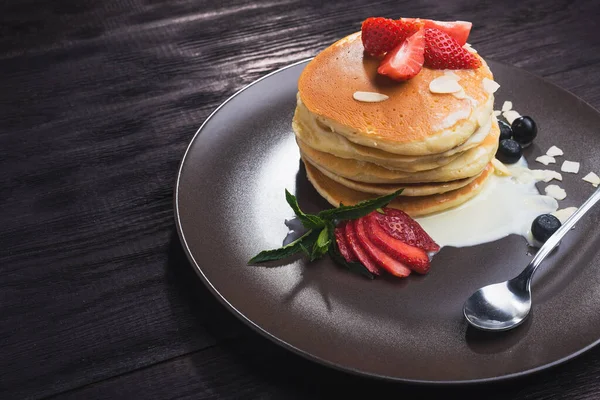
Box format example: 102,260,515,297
298,32,495,156
304,161,495,217
293,99,493,172
303,156,481,196
298,116,500,184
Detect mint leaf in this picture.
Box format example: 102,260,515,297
249,229,318,263
310,226,331,261
285,189,324,230
317,189,403,221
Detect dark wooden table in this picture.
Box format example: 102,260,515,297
2,0,600,398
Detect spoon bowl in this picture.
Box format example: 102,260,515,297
464,280,531,331
463,186,600,332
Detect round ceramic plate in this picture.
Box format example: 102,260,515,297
175,59,600,383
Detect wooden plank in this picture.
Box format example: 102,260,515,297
55,336,600,399
0,0,599,398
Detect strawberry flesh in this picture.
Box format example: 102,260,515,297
361,17,424,57
355,218,412,278
402,18,472,46
344,219,381,275
423,28,481,70
361,17,403,57
377,29,425,81
365,213,430,274
373,208,440,253
334,221,357,263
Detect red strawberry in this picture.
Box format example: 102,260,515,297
355,218,412,278
361,17,424,57
365,213,431,274
377,28,425,81
344,219,381,275
423,28,481,69
334,221,357,263
402,18,472,45
373,208,440,253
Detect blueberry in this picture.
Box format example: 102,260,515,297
511,116,537,147
498,120,512,141
496,139,522,164
531,214,561,243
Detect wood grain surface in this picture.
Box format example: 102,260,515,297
1,0,600,398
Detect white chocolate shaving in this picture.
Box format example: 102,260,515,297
535,155,556,166
561,160,580,174
501,101,513,112
546,145,564,157
583,172,600,187
552,207,578,224
545,184,567,200
539,170,562,182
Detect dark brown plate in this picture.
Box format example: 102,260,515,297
175,59,600,383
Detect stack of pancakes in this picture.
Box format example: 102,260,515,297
293,32,499,217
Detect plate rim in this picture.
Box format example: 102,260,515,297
173,58,600,385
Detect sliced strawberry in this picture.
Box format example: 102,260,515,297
377,29,425,81
423,28,481,70
401,18,472,46
365,213,430,274
373,208,440,253
355,218,412,278
334,221,357,263
344,219,381,275
361,17,402,57
361,17,424,57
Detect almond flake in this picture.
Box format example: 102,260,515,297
429,76,463,94
483,78,500,94
501,101,513,112
546,145,564,157
583,172,600,187
452,89,467,99
463,43,478,54
545,184,567,200
493,110,502,117
353,91,389,103
443,70,461,80
492,158,511,176
552,207,578,224
535,155,556,166
561,160,580,174
503,110,521,124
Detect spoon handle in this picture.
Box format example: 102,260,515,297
518,186,600,286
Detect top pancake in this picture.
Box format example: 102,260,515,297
298,32,495,156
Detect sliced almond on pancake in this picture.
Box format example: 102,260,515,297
483,78,500,94
352,91,389,102
429,76,463,94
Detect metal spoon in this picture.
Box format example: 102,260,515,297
464,186,600,332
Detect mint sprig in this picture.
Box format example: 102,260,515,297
248,189,403,278
248,229,319,263
317,189,403,221
285,189,324,229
